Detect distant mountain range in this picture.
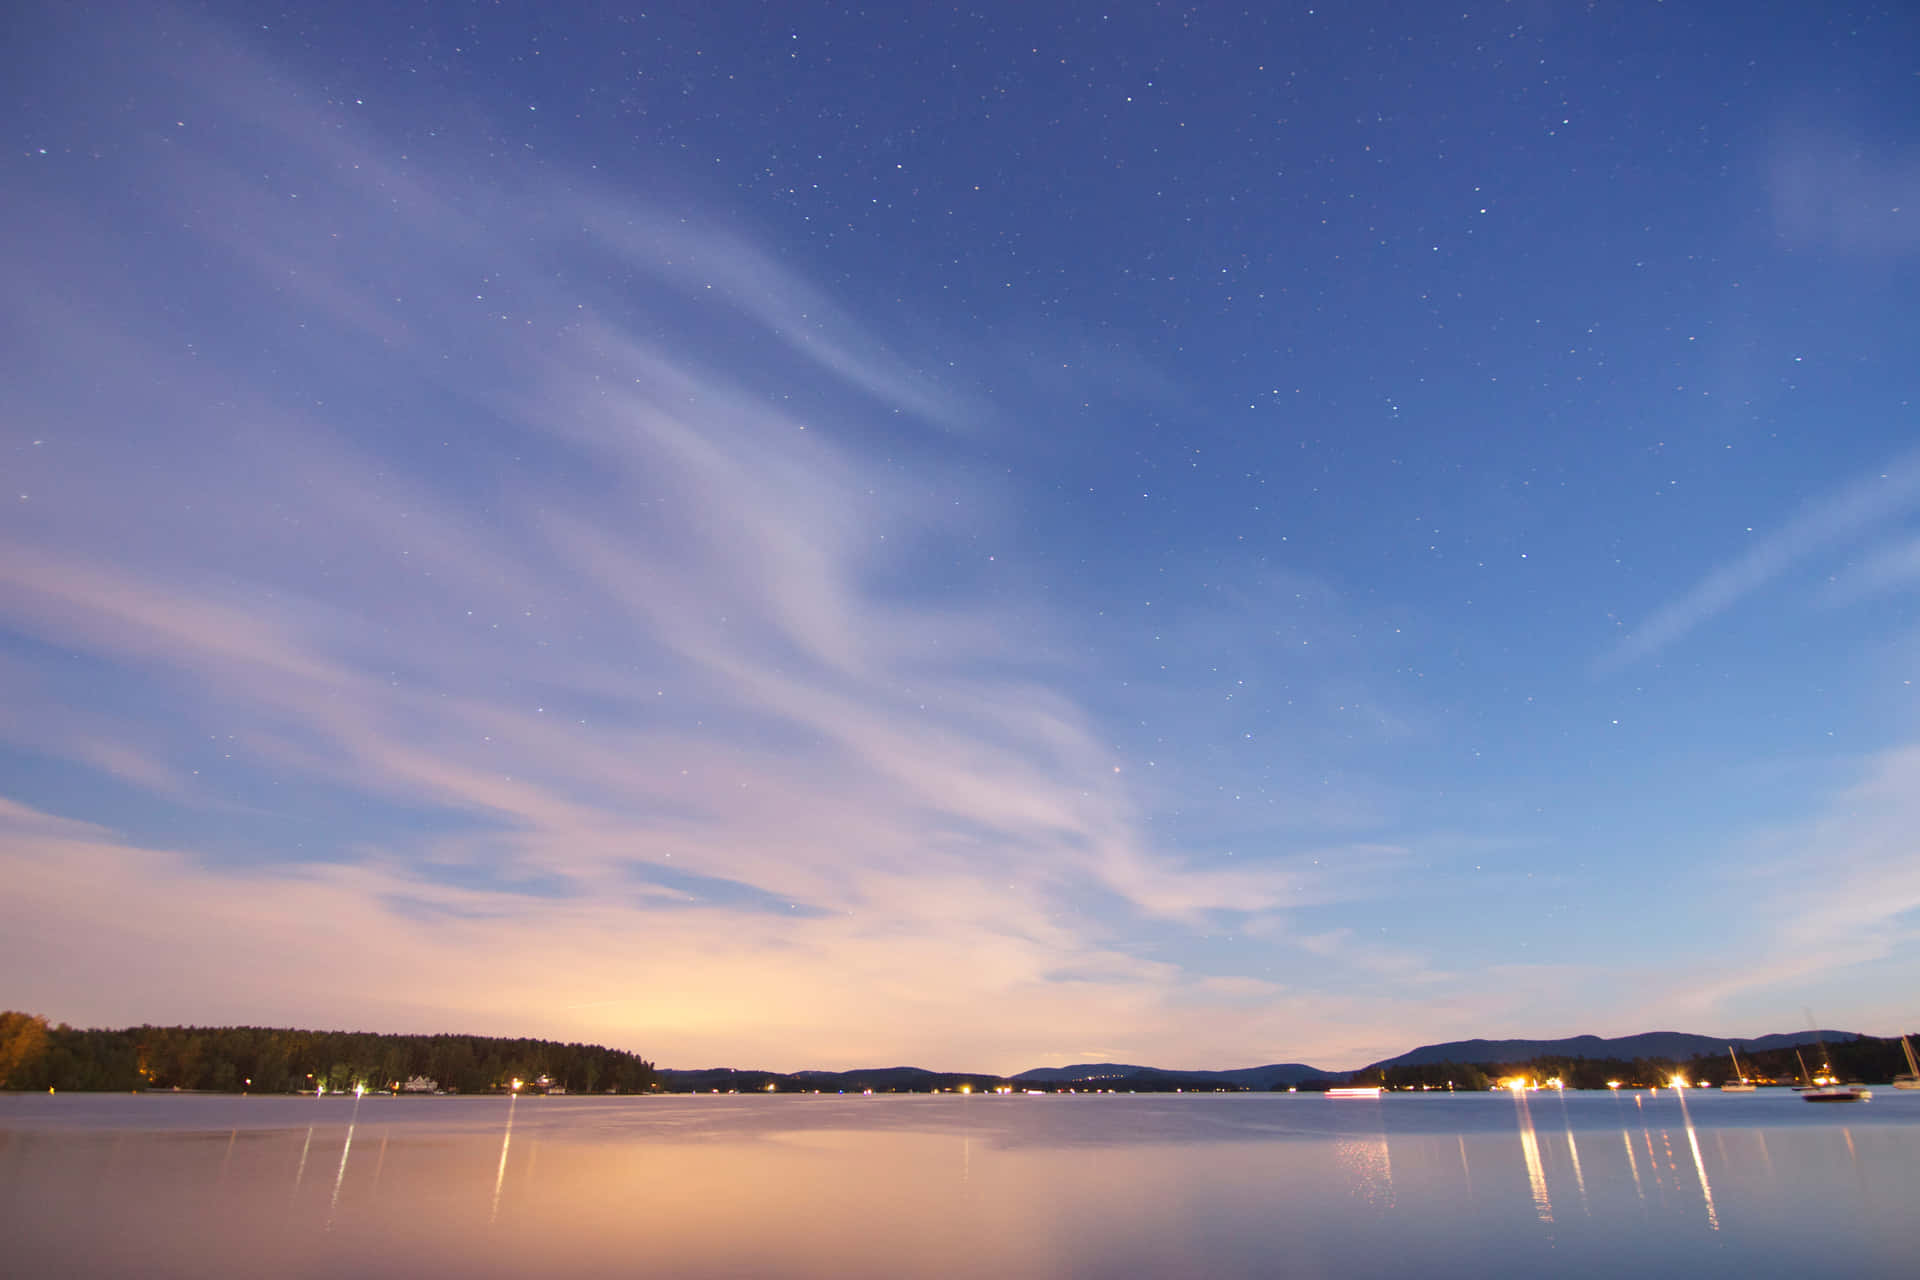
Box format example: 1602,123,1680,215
1360,1029,1858,1071
659,1030,1867,1092
1010,1062,1333,1089
657,1066,1014,1094
655,1062,1332,1093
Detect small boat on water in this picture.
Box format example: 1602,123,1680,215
1325,1086,1383,1098
1893,1035,1920,1091
1721,1045,1757,1092
1793,1038,1868,1101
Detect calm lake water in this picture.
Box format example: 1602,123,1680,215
4,1088,1919,1277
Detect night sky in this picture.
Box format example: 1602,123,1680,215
4,1,1917,1072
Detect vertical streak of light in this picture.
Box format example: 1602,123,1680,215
1621,1130,1644,1202
1840,1127,1874,1200
1563,1130,1587,1212
1457,1135,1473,1197
371,1133,389,1197
490,1094,517,1225
1557,1093,1588,1213
1514,1094,1553,1224
290,1125,314,1205
1674,1090,1719,1231
218,1128,237,1186
327,1111,358,1229
1755,1130,1773,1178
1379,1131,1393,1209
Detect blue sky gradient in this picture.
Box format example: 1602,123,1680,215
3,1,1918,1071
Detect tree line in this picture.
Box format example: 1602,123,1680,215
1343,1033,1918,1091
0,1012,657,1095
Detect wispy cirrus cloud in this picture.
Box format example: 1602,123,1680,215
1598,450,1920,671
1619,743,1920,1038
0,794,1465,1071
1823,533,1920,605
0,9,1443,1070
1771,124,1920,258
582,208,990,435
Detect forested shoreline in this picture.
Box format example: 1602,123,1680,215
1350,1033,1913,1091
0,1012,656,1094
7,1010,1911,1097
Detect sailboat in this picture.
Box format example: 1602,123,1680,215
1796,1041,1870,1103
1893,1035,1920,1091
1720,1045,1757,1092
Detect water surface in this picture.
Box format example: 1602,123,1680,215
4,1089,1917,1277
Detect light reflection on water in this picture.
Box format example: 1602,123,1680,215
1333,1130,1393,1210
5,1090,1920,1278
1553,1091,1588,1213
490,1093,515,1225
1513,1092,1553,1224
1673,1087,1719,1231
